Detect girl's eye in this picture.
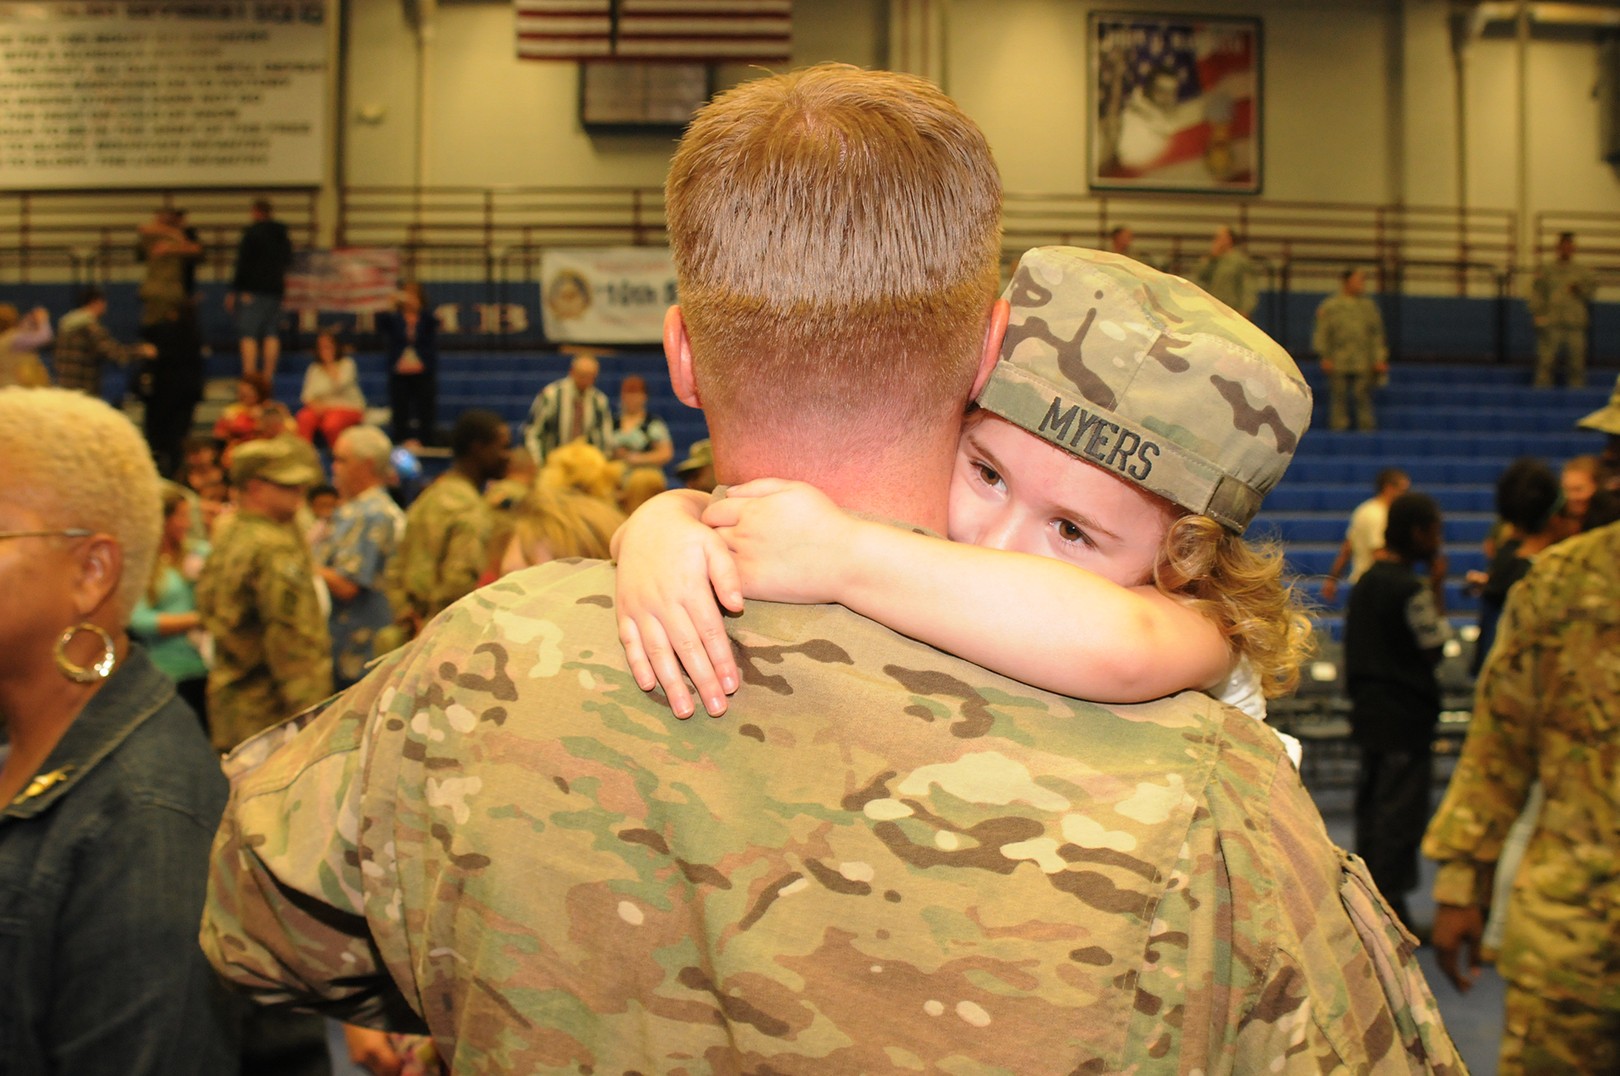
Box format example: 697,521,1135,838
973,461,1003,487
1055,519,1092,547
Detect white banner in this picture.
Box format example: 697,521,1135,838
285,247,399,313
540,247,676,344
0,0,329,189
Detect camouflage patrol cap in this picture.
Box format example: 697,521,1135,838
976,246,1312,533
229,436,322,488
1576,373,1620,436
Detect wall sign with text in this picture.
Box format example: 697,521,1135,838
0,0,328,190
1089,12,1262,194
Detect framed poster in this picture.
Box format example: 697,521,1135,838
1090,12,1261,193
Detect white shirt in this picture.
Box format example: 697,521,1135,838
1345,496,1389,583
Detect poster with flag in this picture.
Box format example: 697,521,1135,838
284,248,401,314
516,0,791,63
1089,12,1261,193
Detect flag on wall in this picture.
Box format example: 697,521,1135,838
516,0,791,62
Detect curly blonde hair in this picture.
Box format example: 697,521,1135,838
1153,514,1315,699
538,441,624,502
508,488,625,569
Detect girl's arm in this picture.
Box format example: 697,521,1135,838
613,489,744,719
704,480,1233,703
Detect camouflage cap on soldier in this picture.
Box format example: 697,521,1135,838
229,436,323,488
976,246,1313,533
1576,373,1620,436
675,438,713,475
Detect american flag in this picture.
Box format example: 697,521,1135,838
516,0,792,63
1094,18,1257,188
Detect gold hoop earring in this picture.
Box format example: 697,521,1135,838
55,623,117,684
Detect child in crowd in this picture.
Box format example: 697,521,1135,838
615,247,1315,748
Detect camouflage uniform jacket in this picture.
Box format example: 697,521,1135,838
1192,249,1259,318
1313,293,1388,375
203,558,1464,1074
381,471,491,633
196,510,333,751
52,307,139,395
1423,521,1620,1009
1529,260,1596,328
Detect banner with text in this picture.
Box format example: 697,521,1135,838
285,247,400,314
0,0,329,189
540,247,676,344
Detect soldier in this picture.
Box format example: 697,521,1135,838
1107,223,1160,270
1424,515,1620,1074
1529,231,1596,389
196,437,332,752
202,65,1462,1073
1191,223,1259,318
381,409,508,640
1314,266,1389,431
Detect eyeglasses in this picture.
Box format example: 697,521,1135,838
0,528,93,541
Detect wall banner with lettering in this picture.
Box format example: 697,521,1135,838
285,247,400,314
540,247,676,344
0,0,329,189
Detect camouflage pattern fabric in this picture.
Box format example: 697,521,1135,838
1499,983,1620,1075
204,556,1464,1073
381,471,491,637
1424,520,1620,1015
1313,293,1387,376
1191,248,1258,318
976,246,1311,534
1530,259,1596,329
196,510,333,751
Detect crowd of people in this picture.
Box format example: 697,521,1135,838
1,62,1618,1076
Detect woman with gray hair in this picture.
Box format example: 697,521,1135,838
0,387,237,1072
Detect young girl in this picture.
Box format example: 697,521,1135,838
615,246,1315,747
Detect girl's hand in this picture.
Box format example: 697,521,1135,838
702,478,856,605
615,491,743,718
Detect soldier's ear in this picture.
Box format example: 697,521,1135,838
664,306,701,408
970,299,1010,401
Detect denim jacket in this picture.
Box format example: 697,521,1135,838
0,644,240,1074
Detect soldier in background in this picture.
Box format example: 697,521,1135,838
1425,513,1620,1074
1106,224,1160,270
1314,266,1389,431
1191,223,1258,318
382,409,509,641
196,437,333,753
1529,231,1596,389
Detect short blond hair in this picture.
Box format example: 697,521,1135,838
1154,515,1314,699
538,441,623,502
619,466,668,515
666,63,1002,440
0,387,162,619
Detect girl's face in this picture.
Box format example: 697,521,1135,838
317,334,338,363
947,412,1177,588
164,498,193,545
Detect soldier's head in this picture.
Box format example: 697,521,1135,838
251,198,273,220
1341,267,1366,297
451,409,511,485
1210,225,1235,255
663,63,1003,504
230,438,322,525
1384,491,1443,563
1109,225,1134,253
1557,231,1576,260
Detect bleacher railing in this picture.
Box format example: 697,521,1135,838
4,184,1617,358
